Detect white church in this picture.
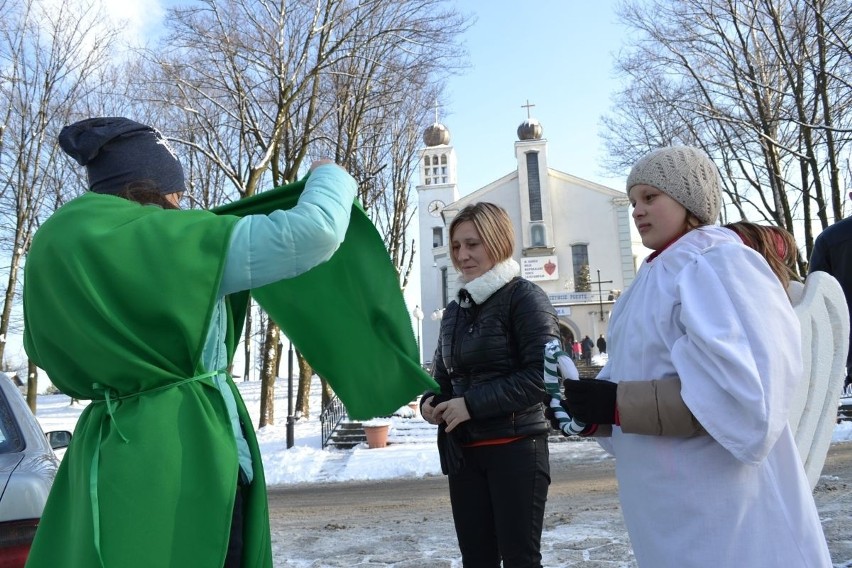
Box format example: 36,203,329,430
415,111,648,362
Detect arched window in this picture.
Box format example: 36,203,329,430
571,244,590,290
531,224,546,247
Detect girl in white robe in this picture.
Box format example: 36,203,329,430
561,146,832,567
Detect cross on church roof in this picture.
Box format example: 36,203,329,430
521,99,535,118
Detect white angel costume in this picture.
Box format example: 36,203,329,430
597,226,831,567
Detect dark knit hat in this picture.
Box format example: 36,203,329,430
58,117,185,195
626,146,722,224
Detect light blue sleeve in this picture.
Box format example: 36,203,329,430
219,164,358,296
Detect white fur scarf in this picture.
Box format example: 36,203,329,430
457,258,520,306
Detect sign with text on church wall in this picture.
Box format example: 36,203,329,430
549,291,593,303
521,256,558,281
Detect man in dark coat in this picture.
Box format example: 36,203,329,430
597,334,607,355
809,200,852,392
581,335,594,365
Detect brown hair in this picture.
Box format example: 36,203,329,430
115,180,181,210
724,221,801,289
448,202,515,272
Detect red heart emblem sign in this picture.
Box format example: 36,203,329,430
544,261,556,275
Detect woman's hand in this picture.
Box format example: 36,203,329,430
433,397,471,432
420,394,440,424
310,159,338,171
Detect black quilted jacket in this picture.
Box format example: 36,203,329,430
428,277,560,443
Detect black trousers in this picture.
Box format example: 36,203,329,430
224,486,245,568
448,434,550,568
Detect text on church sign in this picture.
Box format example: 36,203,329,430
521,256,558,281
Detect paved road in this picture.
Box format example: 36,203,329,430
268,441,852,567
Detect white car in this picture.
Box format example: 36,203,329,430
0,373,71,567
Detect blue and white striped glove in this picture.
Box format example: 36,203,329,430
544,340,588,436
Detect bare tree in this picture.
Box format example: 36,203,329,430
602,0,852,267
0,0,119,401
136,0,470,425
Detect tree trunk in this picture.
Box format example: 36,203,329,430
258,320,280,427
242,297,252,381
0,246,23,364
320,376,334,410
296,353,312,419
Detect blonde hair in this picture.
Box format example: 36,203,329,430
724,221,801,289
449,202,515,272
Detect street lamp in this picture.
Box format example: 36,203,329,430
286,341,295,449
412,305,424,362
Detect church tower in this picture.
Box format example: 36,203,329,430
416,114,459,362
515,102,555,254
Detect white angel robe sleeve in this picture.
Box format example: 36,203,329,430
671,243,802,465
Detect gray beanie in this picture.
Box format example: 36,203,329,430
626,146,722,224
58,117,185,196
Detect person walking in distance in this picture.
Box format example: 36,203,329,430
809,194,852,393
581,335,594,365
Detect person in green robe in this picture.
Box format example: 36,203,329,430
23,117,357,567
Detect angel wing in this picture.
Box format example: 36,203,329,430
788,271,849,489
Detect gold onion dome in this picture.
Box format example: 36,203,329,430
423,123,451,146
517,118,543,140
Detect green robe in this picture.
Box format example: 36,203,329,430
23,179,436,567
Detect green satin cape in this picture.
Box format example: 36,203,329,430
23,179,436,567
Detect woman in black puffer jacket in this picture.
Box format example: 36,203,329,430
421,202,560,568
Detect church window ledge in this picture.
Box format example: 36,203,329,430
522,246,555,256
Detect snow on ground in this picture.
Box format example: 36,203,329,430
33,376,852,485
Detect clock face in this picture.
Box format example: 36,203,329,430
428,200,446,217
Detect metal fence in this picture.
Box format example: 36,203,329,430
319,394,347,448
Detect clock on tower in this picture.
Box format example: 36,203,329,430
428,200,446,217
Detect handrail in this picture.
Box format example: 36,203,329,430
319,394,348,448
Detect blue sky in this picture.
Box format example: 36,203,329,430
443,1,628,195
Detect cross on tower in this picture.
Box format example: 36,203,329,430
521,99,535,119
434,98,440,123
592,269,613,321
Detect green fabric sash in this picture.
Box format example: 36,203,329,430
214,178,438,419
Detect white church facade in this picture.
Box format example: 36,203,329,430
415,114,646,362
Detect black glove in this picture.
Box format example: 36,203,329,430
428,393,452,407
543,402,560,431
562,379,618,424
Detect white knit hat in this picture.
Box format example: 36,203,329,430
626,146,722,224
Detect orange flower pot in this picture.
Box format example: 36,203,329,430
364,424,389,448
